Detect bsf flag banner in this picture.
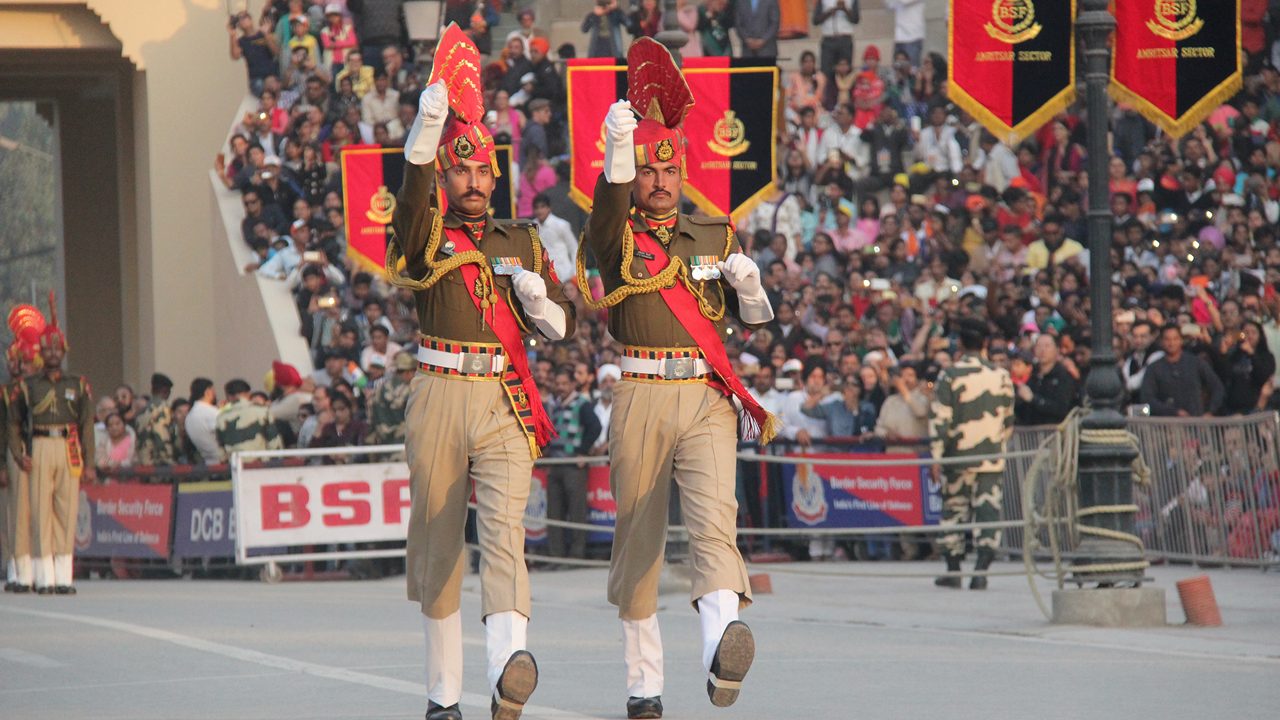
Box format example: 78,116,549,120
1111,0,1242,138
948,0,1076,144
341,146,406,274
342,144,515,274
567,58,779,221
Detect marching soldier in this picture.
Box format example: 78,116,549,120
366,351,415,447
215,378,282,460
930,318,1015,590
2,339,40,592
134,373,178,465
7,307,95,595
384,24,575,720
576,38,777,719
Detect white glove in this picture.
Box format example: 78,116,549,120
716,253,774,324
405,80,449,165
513,269,567,340
603,100,638,184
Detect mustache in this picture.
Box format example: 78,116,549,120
461,190,486,199
649,190,670,198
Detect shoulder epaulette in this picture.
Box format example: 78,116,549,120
685,214,732,226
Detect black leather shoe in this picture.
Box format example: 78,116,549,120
706,621,754,707
970,549,993,590
4,581,15,593
935,556,963,589
35,586,53,595
627,696,663,719
13,584,31,594
491,650,538,720
54,585,77,595
425,701,462,720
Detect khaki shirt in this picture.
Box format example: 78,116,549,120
581,174,764,348
390,162,575,344
7,371,95,468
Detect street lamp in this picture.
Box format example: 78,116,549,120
1072,0,1144,588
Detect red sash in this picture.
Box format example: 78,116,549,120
631,229,778,443
446,227,557,458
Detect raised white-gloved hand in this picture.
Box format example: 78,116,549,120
405,80,449,165
513,269,568,340
716,253,773,324
603,99,638,184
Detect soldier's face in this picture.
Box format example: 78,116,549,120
634,161,681,215
41,343,63,369
441,160,495,216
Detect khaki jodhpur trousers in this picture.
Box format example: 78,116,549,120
2,452,32,563
404,372,533,620
31,437,77,559
607,380,752,620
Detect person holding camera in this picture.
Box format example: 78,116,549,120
581,0,628,59
228,12,280,97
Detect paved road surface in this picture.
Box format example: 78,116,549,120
1,563,1277,719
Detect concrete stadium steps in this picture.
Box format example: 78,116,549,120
489,0,915,71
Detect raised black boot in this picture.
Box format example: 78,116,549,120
970,549,995,590
934,555,963,589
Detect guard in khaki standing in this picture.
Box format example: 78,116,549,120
576,39,778,720
3,339,40,592
7,311,96,595
383,24,575,720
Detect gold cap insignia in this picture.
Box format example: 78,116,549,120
454,135,475,159
655,138,675,162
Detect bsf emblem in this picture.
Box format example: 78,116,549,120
454,134,476,159
1147,0,1203,41
984,0,1042,44
707,110,750,158
655,138,675,162
365,185,396,225
465,355,488,374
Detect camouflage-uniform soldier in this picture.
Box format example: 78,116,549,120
367,352,415,446
134,373,177,465
930,319,1015,590
215,379,282,461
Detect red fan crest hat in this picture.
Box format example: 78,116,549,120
627,38,694,172
432,23,500,177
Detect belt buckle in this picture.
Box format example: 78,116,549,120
459,352,495,374
661,357,695,380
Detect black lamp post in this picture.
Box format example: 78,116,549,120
656,0,689,62
1073,0,1143,587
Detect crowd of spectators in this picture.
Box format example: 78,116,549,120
204,0,1280,450
164,0,1280,558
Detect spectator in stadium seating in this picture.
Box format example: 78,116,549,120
591,363,621,454
347,0,401,71
696,0,735,57
361,70,402,137
310,393,367,461
528,37,563,104
251,155,302,212
320,3,358,74
1014,335,1080,426
581,0,628,59
532,194,577,284
884,0,925,67
228,11,279,97
1026,214,1085,272
247,220,305,278
813,0,858,79
627,0,662,39
360,324,402,371
1216,320,1275,415
95,412,135,470
486,89,525,159
185,378,221,465
781,358,837,447
544,365,602,561
736,0,780,59
804,373,876,440
521,98,553,169
518,146,557,218
1123,320,1164,404
874,363,930,450
269,361,313,437
287,15,321,69
335,50,374,99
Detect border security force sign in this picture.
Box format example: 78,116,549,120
948,0,1076,144
1110,0,1242,138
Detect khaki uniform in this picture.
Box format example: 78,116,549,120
215,398,282,460
581,175,762,620
930,353,1016,557
391,162,575,620
2,381,34,584
7,371,95,588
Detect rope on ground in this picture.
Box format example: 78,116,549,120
1020,408,1153,621
736,449,1040,467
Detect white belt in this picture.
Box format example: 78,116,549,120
620,355,711,380
417,345,506,374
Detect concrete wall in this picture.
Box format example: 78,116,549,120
4,0,267,395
